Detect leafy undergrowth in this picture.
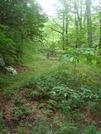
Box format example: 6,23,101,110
0,60,101,133
0,58,59,92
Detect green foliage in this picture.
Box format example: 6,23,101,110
54,121,77,134
0,113,4,132
0,113,11,134
88,101,100,118
48,99,57,110
0,51,101,134
0,24,16,64
13,103,31,120
30,90,41,97
62,48,99,64
60,100,70,115
11,94,32,120
22,62,101,117
0,74,9,88
0,0,47,64
51,85,70,100
39,103,45,108
31,119,51,134
24,88,33,94
84,123,98,134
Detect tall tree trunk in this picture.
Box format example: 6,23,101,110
86,0,92,48
75,16,79,48
63,12,65,50
66,12,68,47
99,18,101,49
79,0,82,48
74,0,79,48
74,0,82,48
99,0,101,49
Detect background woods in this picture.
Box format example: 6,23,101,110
0,0,101,134
0,0,47,64
45,0,101,51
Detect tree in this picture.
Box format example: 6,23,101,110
43,0,100,53
49,0,73,50
86,0,92,48
99,0,101,50
0,0,47,64
74,0,83,48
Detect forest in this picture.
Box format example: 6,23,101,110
0,0,101,133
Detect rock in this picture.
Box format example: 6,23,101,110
0,58,17,74
5,66,17,74
0,58,5,66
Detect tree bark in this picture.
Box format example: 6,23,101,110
63,12,65,50
74,0,79,48
79,0,82,48
86,0,92,48
99,18,101,49
66,12,68,47
50,27,63,34
74,0,82,48
99,0,101,49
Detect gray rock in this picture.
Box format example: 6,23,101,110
0,58,5,66
5,66,17,74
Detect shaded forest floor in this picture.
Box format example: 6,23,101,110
0,53,101,134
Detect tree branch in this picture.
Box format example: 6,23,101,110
49,26,63,34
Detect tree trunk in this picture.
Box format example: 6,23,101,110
66,12,68,47
86,0,92,48
99,18,101,49
63,12,65,50
74,0,82,48
99,0,101,49
79,0,82,48
74,0,79,48
75,17,79,48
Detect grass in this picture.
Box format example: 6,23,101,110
0,52,101,134
0,52,59,93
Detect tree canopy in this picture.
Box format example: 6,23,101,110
0,0,47,64
43,0,101,51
